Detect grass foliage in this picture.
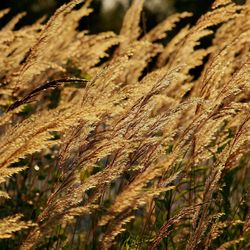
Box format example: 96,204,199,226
0,0,250,249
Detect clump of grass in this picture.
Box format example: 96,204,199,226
0,0,249,249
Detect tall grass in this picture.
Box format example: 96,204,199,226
0,0,249,249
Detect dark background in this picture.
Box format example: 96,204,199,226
0,0,215,33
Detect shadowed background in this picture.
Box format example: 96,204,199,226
0,0,214,33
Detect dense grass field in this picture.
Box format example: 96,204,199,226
0,0,249,249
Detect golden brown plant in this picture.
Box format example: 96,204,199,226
0,0,249,249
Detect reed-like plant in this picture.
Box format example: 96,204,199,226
0,0,249,249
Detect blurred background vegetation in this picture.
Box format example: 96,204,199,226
0,0,214,33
